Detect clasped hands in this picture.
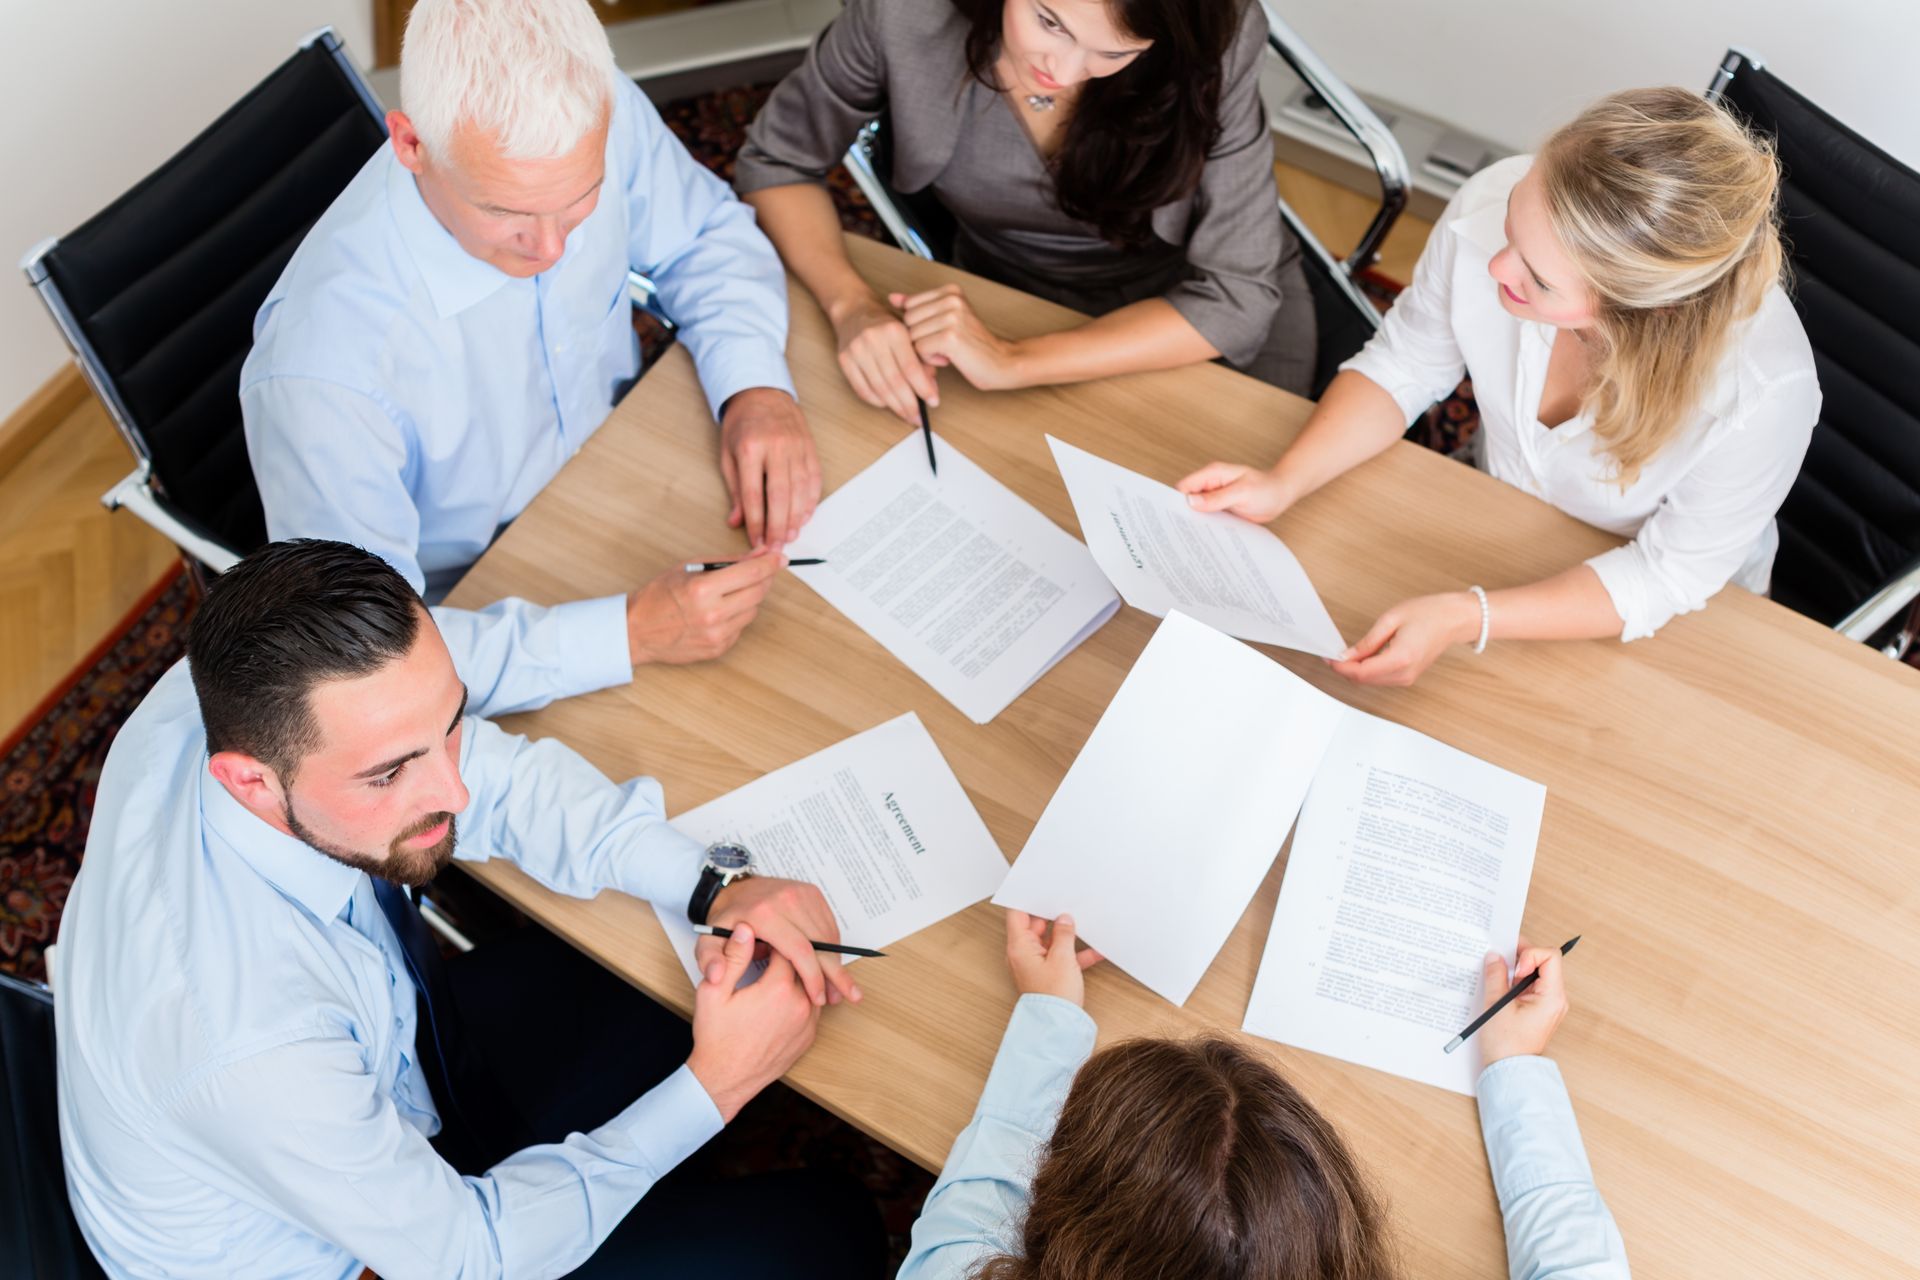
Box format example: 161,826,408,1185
1176,462,1483,688
829,284,1022,426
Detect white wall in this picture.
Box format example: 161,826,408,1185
1281,0,1920,167
0,2,373,421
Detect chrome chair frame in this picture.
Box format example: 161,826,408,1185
1708,47,1919,659
842,2,1410,342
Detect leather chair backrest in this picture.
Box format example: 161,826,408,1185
0,973,104,1278
37,40,386,557
1718,62,1920,625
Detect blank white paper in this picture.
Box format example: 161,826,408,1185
992,612,1349,1006
1046,435,1344,659
1243,713,1545,1093
785,434,1120,724
652,712,1009,984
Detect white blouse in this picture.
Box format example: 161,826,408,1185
1343,155,1821,640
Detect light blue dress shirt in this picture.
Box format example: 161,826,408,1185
899,995,1631,1280
240,68,796,694
53,615,716,1280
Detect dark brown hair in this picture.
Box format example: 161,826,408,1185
973,1037,1398,1280
954,0,1239,247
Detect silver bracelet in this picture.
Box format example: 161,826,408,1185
1467,585,1490,655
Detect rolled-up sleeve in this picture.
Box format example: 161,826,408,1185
1160,1,1285,368
169,1036,720,1280
1477,1055,1630,1279
733,0,888,195
898,995,1097,1280
1341,186,1474,423
1585,369,1819,640
617,75,795,418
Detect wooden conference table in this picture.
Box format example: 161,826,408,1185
449,236,1920,1276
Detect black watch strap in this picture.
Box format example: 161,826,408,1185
687,865,726,926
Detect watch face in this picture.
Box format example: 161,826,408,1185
706,842,752,873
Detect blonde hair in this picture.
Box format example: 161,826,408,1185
400,0,617,161
1537,87,1785,485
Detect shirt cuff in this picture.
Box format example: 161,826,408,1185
612,813,707,913
693,341,799,421
1476,1055,1596,1210
556,594,636,692
975,995,1097,1132
1339,345,1447,426
604,1062,725,1173
1583,544,1665,642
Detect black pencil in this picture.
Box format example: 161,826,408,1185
917,397,938,475
683,558,826,573
693,924,886,958
1443,936,1580,1054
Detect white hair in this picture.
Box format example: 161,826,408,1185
400,0,619,162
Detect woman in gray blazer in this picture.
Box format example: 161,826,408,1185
735,0,1316,424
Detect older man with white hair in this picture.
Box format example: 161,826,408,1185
241,0,818,712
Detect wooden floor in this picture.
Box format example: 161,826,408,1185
0,161,1430,739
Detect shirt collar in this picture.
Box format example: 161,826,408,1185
385,154,513,319
200,761,361,922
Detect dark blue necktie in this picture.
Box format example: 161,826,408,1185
370,879,471,1135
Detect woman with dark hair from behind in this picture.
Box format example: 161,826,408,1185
735,0,1319,419
898,910,1630,1279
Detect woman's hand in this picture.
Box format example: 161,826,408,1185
1477,938,1571,1065
829,291,941,426
1175,461,1297,524
1328,591,1483,687
892,286,1024,391
1004,909,1104,1006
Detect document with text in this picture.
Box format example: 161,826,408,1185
1047,436,1344,659
786,434,1120,724
993,611,1544,1067
1243,714,1544,1094
652,712,1010,985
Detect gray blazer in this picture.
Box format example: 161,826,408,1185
735,0,1297,370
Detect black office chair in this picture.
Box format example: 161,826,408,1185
1708,49,1920,658
1,970,105,1279
20,28,388,574
841,1,1408,399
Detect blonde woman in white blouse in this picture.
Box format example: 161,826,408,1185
1180,87,1820,686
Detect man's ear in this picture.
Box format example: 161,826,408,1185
208,751,292,834
388,110,426,174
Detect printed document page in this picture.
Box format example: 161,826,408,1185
786,434,1120,724
653,713,1009,984
1047,436,1344,658
993,612,1349,1006
1243,713,1545,1093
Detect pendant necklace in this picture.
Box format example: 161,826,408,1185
1024,93,1055,111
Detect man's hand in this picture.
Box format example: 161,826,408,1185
718,387,822,549
891,286,1024,392
626,549,781,666
1477,937,1571,1065
695,875,862,1008
686,923,821,1122
1004,909,1104,1007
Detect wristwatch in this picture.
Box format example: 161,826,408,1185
687,841,755,926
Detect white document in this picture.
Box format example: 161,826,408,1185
993,611,1350,1006
1243,714,1545,1094
652,712,1010,985
1046,435,1344,659
785,434,1120,724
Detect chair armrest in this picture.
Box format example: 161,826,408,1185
100,464,241,573
1834,554,1920,651
1259,1,1410,274
628,270,676,330
843,121,937,261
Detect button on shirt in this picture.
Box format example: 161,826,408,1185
54,634,715,1280
899,995,1629,1279
1343,155,1820,641
240,69,795,691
